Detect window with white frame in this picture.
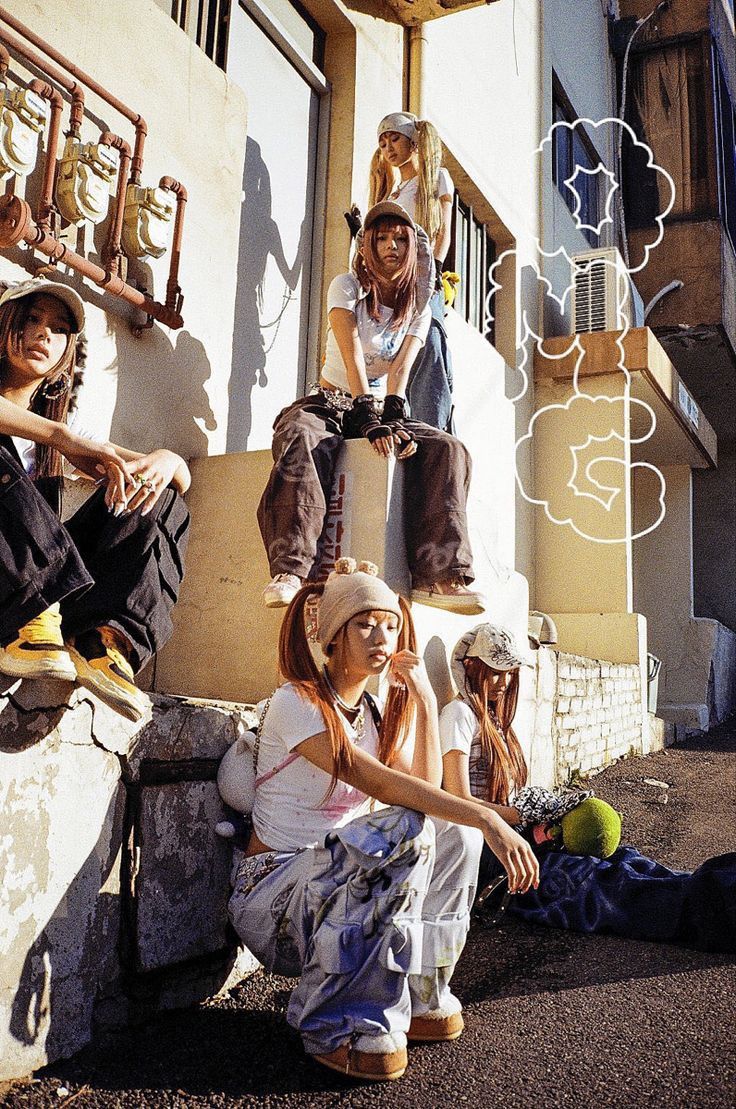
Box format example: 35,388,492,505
445,194,496,347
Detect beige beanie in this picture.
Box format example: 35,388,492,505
318,558,403,650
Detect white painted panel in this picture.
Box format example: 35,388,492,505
226,2,320,450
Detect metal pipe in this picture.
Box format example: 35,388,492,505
0,42,9,79
99,131,131,276
27,79,62,234
158,176,187,316
0,10,147,182
0,194,183,328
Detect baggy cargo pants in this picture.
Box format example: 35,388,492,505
0,438,190,672
257,393,475,587
228,806,483,1057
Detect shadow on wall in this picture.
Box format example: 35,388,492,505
6,780,125,1068
226,136,308,452
110,267,217,460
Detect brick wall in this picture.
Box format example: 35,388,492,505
550,651,644,780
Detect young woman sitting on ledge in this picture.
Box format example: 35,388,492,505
0,278,190,722
228,559,539,1082
258,201,484,616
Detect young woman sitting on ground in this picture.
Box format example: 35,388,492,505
440,623,736,952
260,201,483,615
228,559,539,1082
0,278,190,721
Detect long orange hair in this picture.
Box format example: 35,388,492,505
278,582,417,797
460,658,528,805
353,216,417,330
0,293,77,480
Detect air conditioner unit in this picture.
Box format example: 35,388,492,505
571,247,644,333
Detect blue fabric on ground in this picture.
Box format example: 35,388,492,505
507,847,736,953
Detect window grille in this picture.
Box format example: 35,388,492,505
446,195,496,347
170,0,231,68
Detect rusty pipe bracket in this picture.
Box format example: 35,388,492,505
0,193,34,247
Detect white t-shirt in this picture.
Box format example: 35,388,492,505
323,273,431,396
439,697,492,802
10,410,104,480
251,681,381,853
389,168,455,226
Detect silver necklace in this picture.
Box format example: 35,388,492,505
391,173,417,197
322,667,366,741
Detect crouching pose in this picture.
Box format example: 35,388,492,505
228,560,539,1082
440,623,736,952
0,279,190,721
259,201,484,616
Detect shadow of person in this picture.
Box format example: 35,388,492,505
107,290,215,460
8,786,126,1065
226,136,308,452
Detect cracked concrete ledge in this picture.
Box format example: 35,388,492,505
1,680,258,1081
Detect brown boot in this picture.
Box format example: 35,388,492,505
313,1040,408,1082
408,1010,464,1042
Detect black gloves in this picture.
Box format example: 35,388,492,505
382,394,417,446
344,205,363,240
343,394,393,445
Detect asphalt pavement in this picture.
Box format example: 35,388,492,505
3,719,735,1108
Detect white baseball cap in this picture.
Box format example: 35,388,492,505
451,623,534,695
0,278,85,332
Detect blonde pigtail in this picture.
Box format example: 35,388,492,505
369,147,393,207
414,119,443,246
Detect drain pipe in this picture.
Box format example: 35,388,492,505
158,176,187,316
27,80,63,234
99,132,132,275
407,25,427,118
0,9,148,183
0,193,183,328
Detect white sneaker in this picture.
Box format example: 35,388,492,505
410,582,486,616
263,574,302,608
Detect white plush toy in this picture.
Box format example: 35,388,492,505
215,699,269,838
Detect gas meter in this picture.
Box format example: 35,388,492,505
0,84,49,180
122,183,175,259
56,136,120,225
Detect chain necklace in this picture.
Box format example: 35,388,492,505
391,172,417,198
322,667,366,741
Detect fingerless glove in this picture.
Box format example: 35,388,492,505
343,394,393,445
381,394,417,445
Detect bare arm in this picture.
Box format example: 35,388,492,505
0,396,130,505
297,731,539,893
442,749,522,826
385,334,424,398
328,307,372,397
433,195,453,265
388,650,443,787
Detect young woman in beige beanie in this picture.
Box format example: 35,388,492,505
228,559,538,1083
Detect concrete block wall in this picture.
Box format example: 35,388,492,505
0,681,258,1082
549,651,646,778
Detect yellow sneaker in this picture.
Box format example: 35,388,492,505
67,626,149,723
0,603,77,682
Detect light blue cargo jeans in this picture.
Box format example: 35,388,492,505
228,806,483,1056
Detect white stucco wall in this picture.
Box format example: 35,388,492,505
2,0,248,459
